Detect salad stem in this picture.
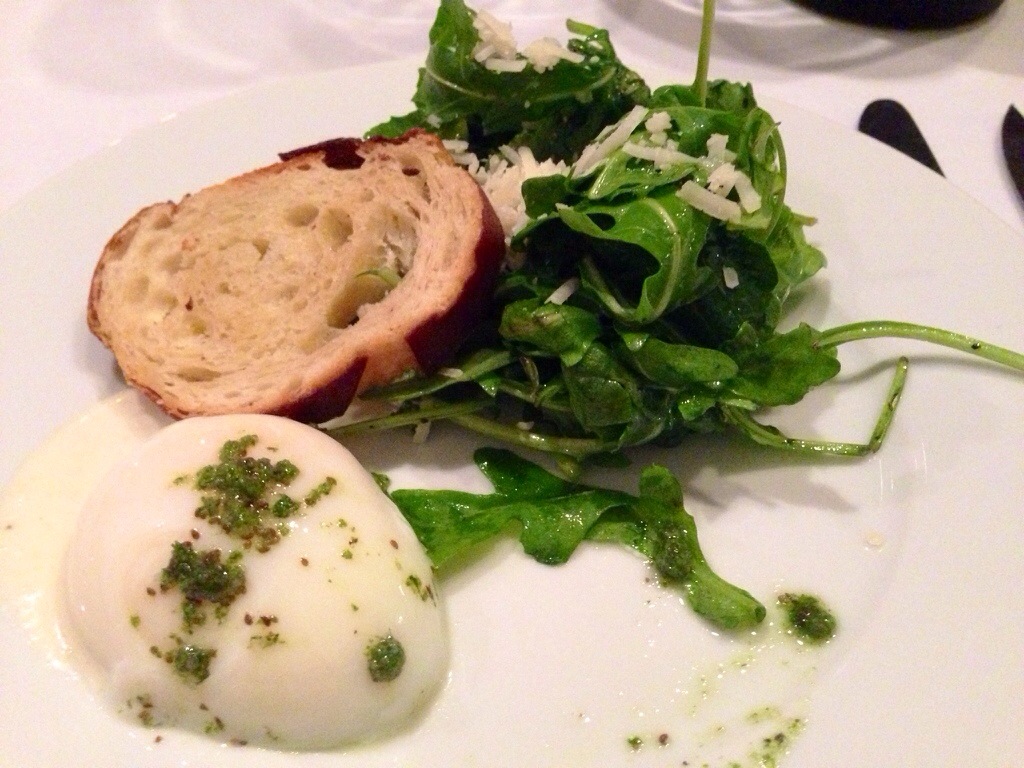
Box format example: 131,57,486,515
449,412,617,457
323,398,492,438
819,320,1024,372
721,356,908,456
694,0,716,106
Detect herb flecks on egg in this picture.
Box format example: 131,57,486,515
61,414,449,748
160,542,246,632
366,634,406,683
155,434,339,678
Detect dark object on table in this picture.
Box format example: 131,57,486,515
1003,105,1024,207
791,0,1004,29
858,99,943,176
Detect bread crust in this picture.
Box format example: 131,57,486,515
87,130,506,422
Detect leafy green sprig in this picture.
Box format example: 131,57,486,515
327,0,1024,633
336,0,1024,466
388,448,765,630
368,0,650,162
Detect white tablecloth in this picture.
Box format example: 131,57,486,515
2,0,1022,232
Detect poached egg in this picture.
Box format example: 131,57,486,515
59,410,449,749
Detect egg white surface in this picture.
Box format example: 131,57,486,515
59,410,449,749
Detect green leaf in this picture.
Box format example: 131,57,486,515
387,489,511,567
649,104,746,158
390,449,631,567
704,79,758,112
618,331,738,386
363,348,513,402
635,465,765,629
563,344,641,429
512,491,633,564
522,174,574,218
673,224,780,347
557,190,713,324
367,109,431,139
475,446,575,497
761,207,828,303
371,0,650,162
584,150,698,202
499,298,602,366
726,323,840,406
677,392,718,422
388,449,764,630
646,83,702,110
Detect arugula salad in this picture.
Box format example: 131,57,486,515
329,0,1024,631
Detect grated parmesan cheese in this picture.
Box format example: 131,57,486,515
447,143,569,243
412,420,432,444
572,105,649,178
644,111,672,133
472,8,584,75
484,58,528,73
546,277,580,305
722,266,740,289
523,37,585,72
733,170,763,213
622,140,700,169
441,139,477,170
472,10,517,62
678,180,742,222
705,133,736,166
707,162,739,196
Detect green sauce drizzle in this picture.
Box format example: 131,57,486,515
169,643,217,685
365,634,406,682
145,433,339,689
304,477,338,506
192,434,303,553
778,593,837,644
160,542,245,631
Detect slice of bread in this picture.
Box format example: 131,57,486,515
87,130,506,422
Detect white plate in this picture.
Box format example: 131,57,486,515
1,58,1023,766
